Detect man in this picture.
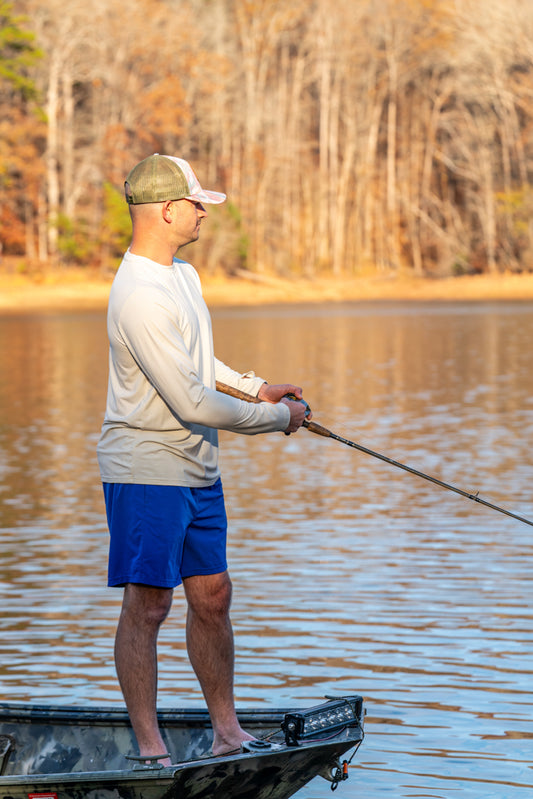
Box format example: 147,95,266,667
96,154,308,763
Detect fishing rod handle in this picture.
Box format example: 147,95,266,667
304,419,332,438
215,381,262,404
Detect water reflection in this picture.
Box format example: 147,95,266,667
1,302,532,798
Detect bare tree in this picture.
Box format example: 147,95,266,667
4,0,533,278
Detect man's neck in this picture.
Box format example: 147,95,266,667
129,237,175,266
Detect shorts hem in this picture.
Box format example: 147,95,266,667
180,563,228,580
107,576,183,589
107,562,227,588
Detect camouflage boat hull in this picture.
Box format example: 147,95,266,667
0,695,364,799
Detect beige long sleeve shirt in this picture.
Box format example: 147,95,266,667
97,251,289,486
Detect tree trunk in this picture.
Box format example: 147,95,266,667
46,51,61,261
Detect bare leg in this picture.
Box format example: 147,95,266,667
114,583,173,764
183,571,254,755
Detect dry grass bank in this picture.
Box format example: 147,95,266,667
2,266,533,314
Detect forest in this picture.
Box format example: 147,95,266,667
2,0,533,279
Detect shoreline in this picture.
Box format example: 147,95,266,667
2,268,533,313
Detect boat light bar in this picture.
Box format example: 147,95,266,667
281,697,361,746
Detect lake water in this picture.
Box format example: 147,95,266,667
0,301,532,798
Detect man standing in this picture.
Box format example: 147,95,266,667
97,154,307,763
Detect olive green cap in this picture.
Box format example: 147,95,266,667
124,154,226,205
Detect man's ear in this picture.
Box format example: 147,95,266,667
162,201,174,223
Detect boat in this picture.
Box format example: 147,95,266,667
0,694,364,799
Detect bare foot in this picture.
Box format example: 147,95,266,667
212,727,256,756
138,746,171,767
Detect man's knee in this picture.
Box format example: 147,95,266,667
122,583,173,627
184,572,232,619
211,574,233,616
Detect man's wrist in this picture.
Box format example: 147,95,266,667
257,382,268,400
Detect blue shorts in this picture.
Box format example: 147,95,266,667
102,479,228,588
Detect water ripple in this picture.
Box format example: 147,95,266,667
1,305,532,798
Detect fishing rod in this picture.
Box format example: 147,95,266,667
216,381,533,528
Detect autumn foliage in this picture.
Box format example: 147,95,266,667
2,0,533,277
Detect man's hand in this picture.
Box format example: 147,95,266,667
257,383,303,403
257,383,312,433
280,397,309,433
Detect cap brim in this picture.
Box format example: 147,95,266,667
186,189,226,205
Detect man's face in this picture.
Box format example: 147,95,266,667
171,198,207,249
